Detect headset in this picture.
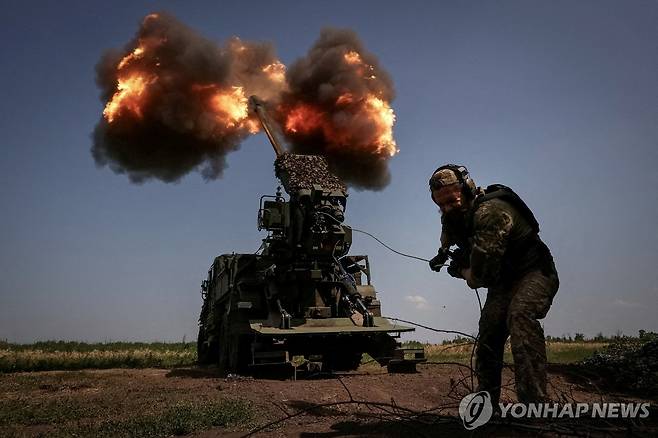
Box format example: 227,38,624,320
428,164,478,200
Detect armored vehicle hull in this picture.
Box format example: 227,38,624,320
198,102,423,376
198,252,421,376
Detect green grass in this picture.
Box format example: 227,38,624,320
0,398,253,438
0,342,197,372
64,399,253,438
0,340,607,373
406,341,607,365
0,340,194,353
545,342,609,363
0,397,103,427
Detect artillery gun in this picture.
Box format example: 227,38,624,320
197,97,424,377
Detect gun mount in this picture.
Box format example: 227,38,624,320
197,98,424,377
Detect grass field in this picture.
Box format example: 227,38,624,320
1,337,652,438
0,371,254,438
0,340,607,373
414,341,608,365
0,341,196,372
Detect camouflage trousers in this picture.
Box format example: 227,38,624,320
475,267,559,405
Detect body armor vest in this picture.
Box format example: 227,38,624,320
472,184,554,280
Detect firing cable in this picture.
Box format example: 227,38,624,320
317,210,482,314
318,210,482,315
350,227,431,263
384,317,476,340
317,211,431,263
475,288,482,313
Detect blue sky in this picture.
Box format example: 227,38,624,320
1,0,656,343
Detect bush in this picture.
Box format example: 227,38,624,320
580,331,658,396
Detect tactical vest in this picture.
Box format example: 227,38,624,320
472,184,554,280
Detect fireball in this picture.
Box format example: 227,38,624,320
103,74,152,122
364,95,397,156
210,86,249,128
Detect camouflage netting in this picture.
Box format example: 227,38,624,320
580,333,658,396
274,153,347,194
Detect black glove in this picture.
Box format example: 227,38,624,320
429,248,450,272
447,259,463,278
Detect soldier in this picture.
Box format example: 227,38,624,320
428,164,559,405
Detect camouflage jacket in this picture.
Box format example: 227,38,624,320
441,196,552,288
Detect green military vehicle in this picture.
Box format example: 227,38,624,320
196,98,424,377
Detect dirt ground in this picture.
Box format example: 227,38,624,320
1,364,656,437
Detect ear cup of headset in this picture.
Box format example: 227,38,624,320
460,173,477,199
429,164,477,200
443,164,477,199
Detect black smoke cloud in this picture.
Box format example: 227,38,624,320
92,12,283,183
278,28,396,190
92,16,397,190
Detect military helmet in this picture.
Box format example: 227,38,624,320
429,164,477,199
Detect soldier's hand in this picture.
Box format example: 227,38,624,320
428,255,444,272
429,249,449,272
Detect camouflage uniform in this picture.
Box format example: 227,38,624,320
445,195,559,405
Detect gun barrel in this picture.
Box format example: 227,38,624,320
249,96,285,156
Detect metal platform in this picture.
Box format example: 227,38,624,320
249,317,415,336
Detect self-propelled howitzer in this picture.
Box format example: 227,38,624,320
196,98,424,376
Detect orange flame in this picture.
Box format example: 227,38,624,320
103,74,152,122
285,104,326,134
283,94,397,157
117,46,145,69
103,39,158,123
210,86,249,127
205,86,259,133
103,32,267,134
364,95,397,156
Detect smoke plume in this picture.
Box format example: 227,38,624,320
276,28,397,190
92,12,285,183
92,15,398,189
